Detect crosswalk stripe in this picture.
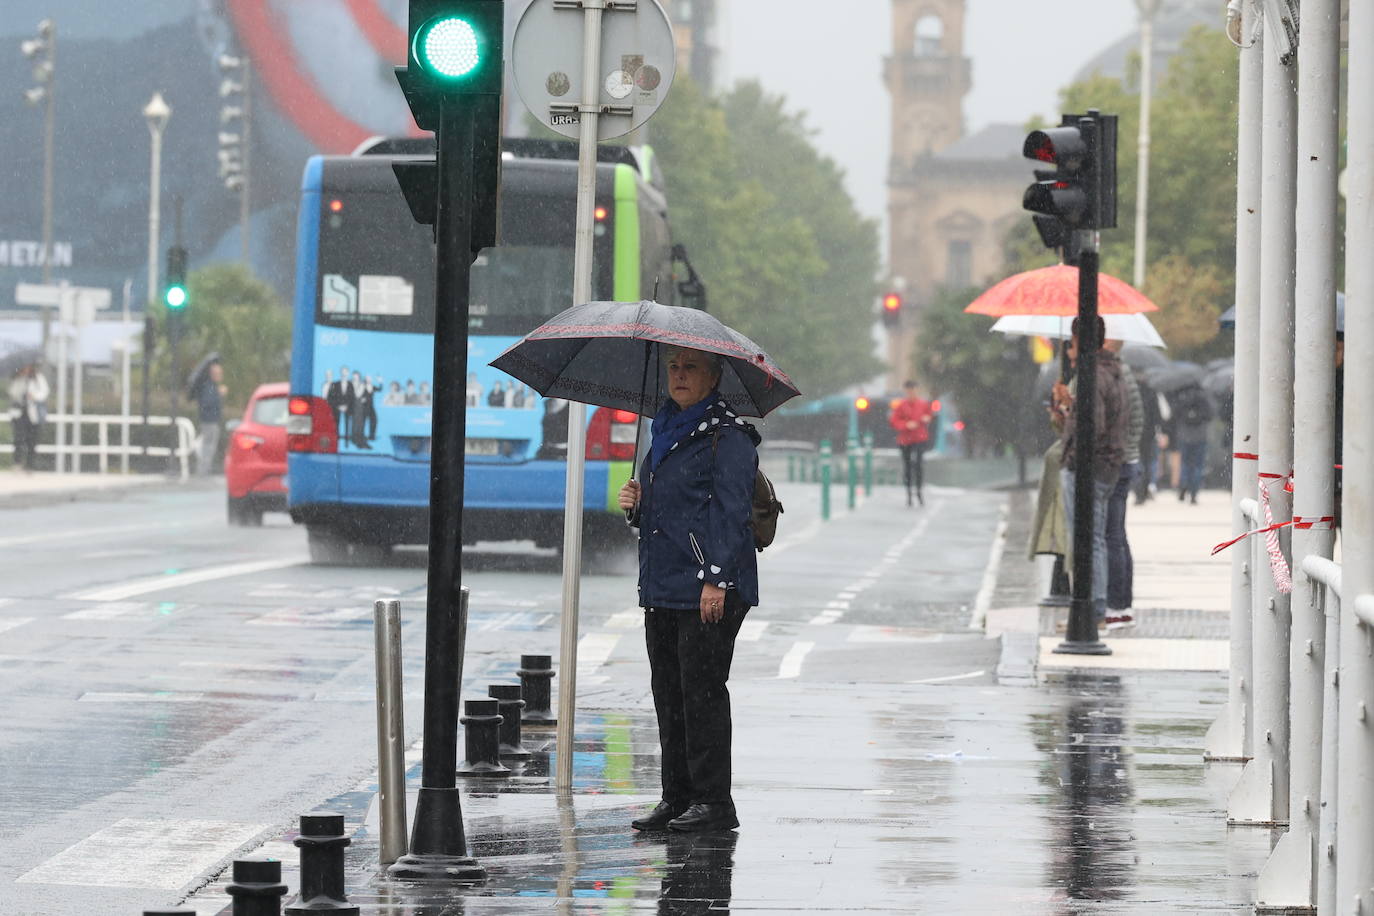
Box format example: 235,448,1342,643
577,632,621,676
738,619,768,641
65,557,305,602
777,641,814,679
0,617,34,635
62,602,148,621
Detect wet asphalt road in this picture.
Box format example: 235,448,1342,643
0,477,1007,915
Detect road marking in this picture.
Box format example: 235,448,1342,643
0,617,34,635
79,691,208,702
0,521,196,550
808,609,843,626
65,557,306,602
777,641,814,679
63,601,148,621
16,818,268,889
908,669,987,684
738,619,768,641
247,605,371,626
577,632,621,676
969,504,1011,630
846,627,944,643
606,608,644,629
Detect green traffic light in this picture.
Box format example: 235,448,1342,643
415,16,481,79
165,285,187,309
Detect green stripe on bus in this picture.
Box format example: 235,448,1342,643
613,163,641,301
606,459,634,511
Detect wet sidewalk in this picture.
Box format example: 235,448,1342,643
0,468,166,505
176,485,1270,914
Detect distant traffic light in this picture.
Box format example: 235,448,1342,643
880,292,902,328
854,396,870,412
164,245,188,310
1022,110,1117,259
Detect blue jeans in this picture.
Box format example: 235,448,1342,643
1180,439,1207,499
1061,469,1113,620
1106,463,1139,610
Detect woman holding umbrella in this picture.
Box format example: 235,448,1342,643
617,346,760,834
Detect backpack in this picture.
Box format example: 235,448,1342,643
713,430,784,551
1177,387,1213,427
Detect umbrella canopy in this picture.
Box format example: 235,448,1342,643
185,351,221,394
988,312,1166,348
1219,292,1344,332
0,346,43,378
1143,361,1206,394
1204,361,1234,398
965,264,1159,317
1120,344,1171,374
490,300,800,418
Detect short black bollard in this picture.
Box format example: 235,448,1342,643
457,698,510,777
226,859,287,916
517,654,556,727
284,813,358,915
488,684,532,758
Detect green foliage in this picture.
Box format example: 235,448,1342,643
649,78,882,396
148,263,291,411
913,286,1048,456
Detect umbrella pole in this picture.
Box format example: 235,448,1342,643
632,339,652,479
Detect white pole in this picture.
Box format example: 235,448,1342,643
121,278,132,474
72,318,82,474
54,282,68,473
1208,3,1262,765
1131,0,1158,290
1255,0,1340,899
555,1,605,793
1338,0,1374,906
1230,16,1298,829
146,100,165,311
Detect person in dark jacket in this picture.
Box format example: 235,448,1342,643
618,346,760,834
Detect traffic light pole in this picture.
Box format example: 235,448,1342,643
388,95,485,883
1055,240,1110,655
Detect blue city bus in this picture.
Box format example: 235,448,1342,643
285,138,701,564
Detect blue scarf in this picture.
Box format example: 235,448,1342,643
649,390,717,471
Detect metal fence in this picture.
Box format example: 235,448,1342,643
1,412,197,480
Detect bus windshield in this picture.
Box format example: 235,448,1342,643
317,188,584,337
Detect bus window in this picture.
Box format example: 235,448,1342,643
317,191,435,334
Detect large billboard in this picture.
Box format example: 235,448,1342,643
0,0,495,309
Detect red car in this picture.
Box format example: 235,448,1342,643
225,382,290,526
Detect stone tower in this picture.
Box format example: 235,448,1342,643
885,0,972,169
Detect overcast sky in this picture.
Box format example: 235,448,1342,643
719,0,1142,227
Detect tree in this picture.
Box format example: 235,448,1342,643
649,78,882,396
150,263,290,411
912,285,1048,458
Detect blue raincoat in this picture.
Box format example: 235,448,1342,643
631,396,761,610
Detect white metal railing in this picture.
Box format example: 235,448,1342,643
2,413,197,480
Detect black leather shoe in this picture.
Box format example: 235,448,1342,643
667,802,739,833
631,800,689,831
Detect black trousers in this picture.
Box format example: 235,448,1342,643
644,597,746,807
899,443,928,494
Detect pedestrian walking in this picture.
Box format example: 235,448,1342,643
1051,317,1129,625
1132,374,1163,505
192,360,227,475
7,362,50,472
888,380,933,507
1104,341,1143,629
1169,382,1213,504
618,345,760,834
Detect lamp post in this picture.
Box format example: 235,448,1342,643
1132,0,1163,290
22,19,56,351
144,92,171,312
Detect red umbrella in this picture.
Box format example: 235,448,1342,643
965,264,1159,317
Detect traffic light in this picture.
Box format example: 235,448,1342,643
1022,110,1117,259
393,0,504,253
164,245,188,310
854,396,870,412
881,292,902,328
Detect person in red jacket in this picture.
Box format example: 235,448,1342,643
889,380,934,507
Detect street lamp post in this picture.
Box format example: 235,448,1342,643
22,19,56,351
1133,0,1162,290
144,92,171,312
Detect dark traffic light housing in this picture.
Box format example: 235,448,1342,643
164,245,188,310
1022,110,1117,261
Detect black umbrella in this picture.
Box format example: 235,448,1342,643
185,351,221,394
0,346,43,378
489,300,800,419
1204,361,1234,399
1119,344,1170,374
1143,361,1206,394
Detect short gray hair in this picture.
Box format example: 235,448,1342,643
663,346,724,379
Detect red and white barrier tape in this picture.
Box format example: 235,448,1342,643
1256,473,1292,594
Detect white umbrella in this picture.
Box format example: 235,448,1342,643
988,312,1166,349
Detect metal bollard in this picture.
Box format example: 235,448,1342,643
226,859,287,916
457,698,510,777
517,654,556,726
284,814,358,915
862,432,873,496
846,435,857,510
488,684,532,758
819,440,832,521
372,600,407,867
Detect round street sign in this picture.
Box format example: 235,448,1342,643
512,0,677,142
